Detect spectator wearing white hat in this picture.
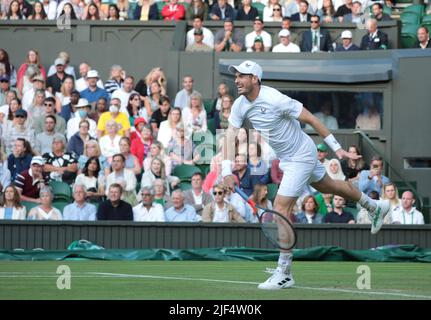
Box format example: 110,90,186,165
75,63,104,92
14,156,49,203
79,70,110,107
335,30,360,51
272,29,301,53
46,58,74,94
66,98,97,140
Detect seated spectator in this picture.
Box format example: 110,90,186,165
390,191,424,225
41,0,57,20
281,16,300,45
46,58,72,95
355,105,381,130
141,157,179,193
342,1,365,24
248,142,270,183
315,192,333,216
335,30,360,51
264,1,285,22
150,96,171,135
235,127,249,157
290,0,312,22
371,3,391,21
99,120,122,162
83,2,102,20
97,183,133,221
327,158,345,181
143,82,162,120
0,141,10,192
174,76,200,110
270,159,283,185
35,115,67,155
236,0,259,21
143,141,171,175
334,0,351,22
43,136,78,184
182,92,207,140
381,182,401,224
250,36,265,52
165,189,199,222
317,0,336,23
27,186,63,220
62,184,97,221
415,26,431,49
202,183,245,223
89,97,108,124
167,123,195,168
157,107,182,149
249,183,273,223
184,172,212,216
66,98,96,140
104,65,124,97
272,29,301,53
340,145,368,185
360,18,388,50
161,0,185,21
295,195,323,224
119,136,142,176
185,28,213,52
202,151,225,194
214,19,244,52
16,49,47,96
111,76,137,113
300,15,332,52
153,178,173,209
324,195,355,223
358,156,390,196
186,15,215,48
105,153,138,206
97,98,130,138
27,89,46,119
356,191,379,224
75,63,103,93
54,76,75,113
7,138,33,181
48,51,76,79
79,70,110,107
133,186,166,222
214,94,233,130
131,123,153,165
133,0,158,21
186,0,209,21
317,142,330,171
14,156,49,203
3,108,35,155
223,174,252,222
33,97,66,135
59,89,80,123
22,73,52,112
128,94,147,127
57,2,80,21
233,153,264,197
305,101,338,130
0,185,26,220
0,49,17,88
212,82,230,114
245,17,272,52
5,0,25,20
135,67,167,103
75,156,106,202
209,0,235,21
78,140,110,176
67,119,94,157
106,4,120,21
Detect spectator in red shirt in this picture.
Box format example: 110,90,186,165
161,0,185,21
14,156,49,203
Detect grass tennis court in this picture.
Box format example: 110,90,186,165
0,261,430,300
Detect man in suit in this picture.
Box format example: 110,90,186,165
300,15,332,52
335,30,360,51
360,18,389,50
415,26,431,49
183,172,212,216
290,0,312,22
209,0,236,21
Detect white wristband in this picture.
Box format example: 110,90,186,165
324,134,342,152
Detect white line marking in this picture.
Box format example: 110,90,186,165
91,272,431,299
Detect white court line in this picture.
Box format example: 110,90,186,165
91,272,431,300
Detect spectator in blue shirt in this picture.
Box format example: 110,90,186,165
358,156,390,196
7,138,33,180
233,153,264,197
63,184,97,221
59,89,80,123
165,189,200,222
79,70,110,108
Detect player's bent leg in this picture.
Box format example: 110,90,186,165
310,174,390,234
258,194,296,290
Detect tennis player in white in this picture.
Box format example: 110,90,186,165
225,60,390,290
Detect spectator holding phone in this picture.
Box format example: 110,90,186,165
358,156,390,196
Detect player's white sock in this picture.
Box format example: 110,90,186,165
278,252,293,274
358,193,377,214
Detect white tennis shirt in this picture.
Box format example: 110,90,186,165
229,85,317,163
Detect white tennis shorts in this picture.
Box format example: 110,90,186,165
277,159,327,197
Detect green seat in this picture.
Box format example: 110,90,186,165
401,24,419,48
157,1,165,19
172,164,202,182
203,99,214,117
197,164,210,177
251,2,265,20
400,11,421,26
207,118,216,135
49,181,72,201
22,201,39,215
403,4,425,17
180,182,192,191
421,14,431,26
396,0,413,3
267,183,279,202
53,200,70,214
344,206,359,221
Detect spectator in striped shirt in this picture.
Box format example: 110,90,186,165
104,65,124,97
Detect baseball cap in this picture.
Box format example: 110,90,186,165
341,30,353,39
278,29,290,38
71,89,80,95
317,143,328,152
86,70,99,78
134,117,146,127
75,98,90,108
55,58,65,66
254,36,263,43
31,156,45,166
15,109,27,118
0,74,10,82
194,28,203,35
32,74,45,82
228,60,263,82
254,16,264,24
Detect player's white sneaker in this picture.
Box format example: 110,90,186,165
369,200,390,234
258,267,294,290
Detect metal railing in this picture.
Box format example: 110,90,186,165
354,130,424,211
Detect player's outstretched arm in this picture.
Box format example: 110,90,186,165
298,107,361,161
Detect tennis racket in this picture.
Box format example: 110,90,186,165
235,186,297,250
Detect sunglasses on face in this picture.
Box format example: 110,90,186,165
141,193,152,197
213,191,224,196
15,115,25,118
273,8,281,11
311,20,319,23
44,103,53,107
0,80,9,83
